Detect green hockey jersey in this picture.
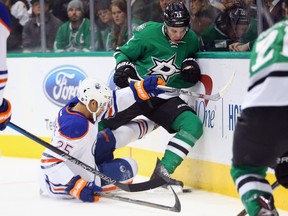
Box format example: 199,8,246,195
114,21,199,89
54,18,91,52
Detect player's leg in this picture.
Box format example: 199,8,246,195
162,110,203,174
95,117,157,163
113,116,158,149
147,97,203,189
101,99,155,130
275,152,288,189
231,165,276,216
98,158,138,191
95,119,157,191
230,107,288,216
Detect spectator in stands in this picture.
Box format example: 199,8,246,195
228,0,282,51
200,6,256,51
263,0,284,30
96,0,112,51
131,0,151,22
243,0,257,19
228,1,258,52
80,0,90,19
51,0,70,23
106,0,143,50
209,0,239,12
22,0,62,52
150,0,182,22
53,0,91,52
3,0,30,52
190,0,220,36
159,0,182,13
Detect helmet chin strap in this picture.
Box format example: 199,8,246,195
86,105,97,122
86,102,107,122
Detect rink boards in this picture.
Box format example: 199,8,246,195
0,52,287,210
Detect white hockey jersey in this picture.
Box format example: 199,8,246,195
39,87,143,199
0,3,11,105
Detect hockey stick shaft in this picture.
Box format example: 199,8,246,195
7,122,167,192
129,72,235,101
236,181,280,216
100,186,181,212
156,72,235,101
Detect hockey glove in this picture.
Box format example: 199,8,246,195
65,175,103,202
0,98,12,131
180,58,201,85
130,76,165,102
275,152,288,188
114,61,139,88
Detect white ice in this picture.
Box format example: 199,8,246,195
0,156,287,216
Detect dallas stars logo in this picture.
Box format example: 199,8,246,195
147,55,180,83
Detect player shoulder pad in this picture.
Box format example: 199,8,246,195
134,21,158,33
134,22,147,32
185,29,198,41
57,108,89,139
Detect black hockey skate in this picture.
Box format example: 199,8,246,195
257,194,279,216
150,158,184,193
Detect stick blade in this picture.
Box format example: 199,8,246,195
168,185,181,212
219,72,235,98
115,177,168,192
100,184,181,212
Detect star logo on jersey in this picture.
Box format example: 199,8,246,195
147,55,180,83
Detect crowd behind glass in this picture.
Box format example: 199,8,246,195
2,0,285,53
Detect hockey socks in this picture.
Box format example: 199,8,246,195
231,165,277,216
162,111,203,174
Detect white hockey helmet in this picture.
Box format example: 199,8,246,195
77,78,112,120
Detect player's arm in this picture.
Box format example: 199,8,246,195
41,153,102,203
41,146,102,202
53,25,66,52
180,58,201,85
113,34,144,88
65,175,102,202
0,3,12,130
106,76,164,116
0,99,12,130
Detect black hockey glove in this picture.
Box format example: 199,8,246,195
275,152,288,188
180,58,201,85
114,61,138,88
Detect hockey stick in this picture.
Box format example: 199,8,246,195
100,185,181,212
130,72,235,101
7,122,168,192
236,181,280,216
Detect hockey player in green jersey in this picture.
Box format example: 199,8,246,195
102,2,203,191
230,1,288,215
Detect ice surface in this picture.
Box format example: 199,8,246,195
0,157,287,216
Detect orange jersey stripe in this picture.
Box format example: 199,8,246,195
0,78,8,83
99,131,110,142
41,158,63,163
0,19,11,32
